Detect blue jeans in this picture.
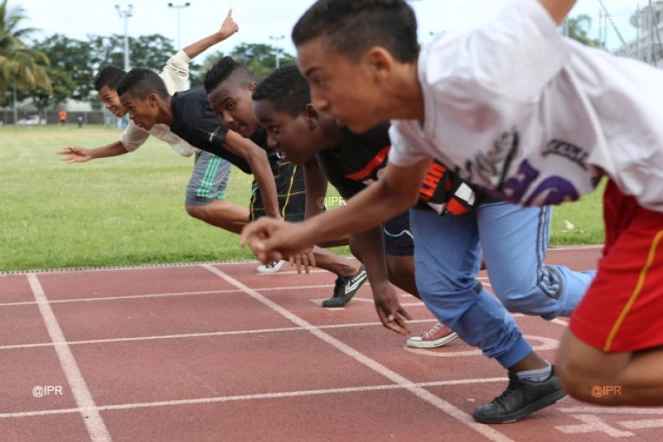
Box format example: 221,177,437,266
409,202,595,369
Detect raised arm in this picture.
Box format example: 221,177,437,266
161,9,239,93
182,9,239,60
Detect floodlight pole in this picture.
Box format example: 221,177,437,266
115,4,134,71
269,35,285,68
168,2,191,49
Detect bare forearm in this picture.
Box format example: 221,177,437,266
221,131,281,219
351,228,390,287
91,141,130,159
303,160,328,220
249,152,281,219
182,33,225,60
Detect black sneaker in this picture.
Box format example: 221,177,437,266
473,365,566,424
322,266,368,308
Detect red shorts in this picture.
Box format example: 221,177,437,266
569,179,663,353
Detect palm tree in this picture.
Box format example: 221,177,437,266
562,14,601,48
0,0,51,108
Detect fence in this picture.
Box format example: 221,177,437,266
0,110,112,126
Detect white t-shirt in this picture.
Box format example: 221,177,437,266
388,0,663,212
119,50,200,157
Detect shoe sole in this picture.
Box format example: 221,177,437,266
406,332,459,348
321,295,356,308
473,388,567,424
321,272,368,308
256,262,285,274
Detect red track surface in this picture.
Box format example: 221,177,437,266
2,246,661,441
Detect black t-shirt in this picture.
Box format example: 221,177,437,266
317,123,391,199
248,124,282,170
169,86,254,174
316,122,497,210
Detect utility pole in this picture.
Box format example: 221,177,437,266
13,83,17,126
598,9,603,47
563,18,569,37
598,0,633,58
635,3,641,60
269,35,285,69
168,2,191,49
115,3,134,71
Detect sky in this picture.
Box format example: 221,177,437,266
15,0,642,62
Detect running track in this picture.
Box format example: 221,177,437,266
1,246,660,441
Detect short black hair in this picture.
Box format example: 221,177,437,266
252,65,310,118
203,56,256,94
292,0,419,63
116,68,169,100
93,66,126,92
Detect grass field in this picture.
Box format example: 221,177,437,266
0,126,605,272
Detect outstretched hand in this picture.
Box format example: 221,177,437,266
218,9,239,40
240,217,316,264
57,146,93,164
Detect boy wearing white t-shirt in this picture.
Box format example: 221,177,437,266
57,10,251,239
240,0,663,407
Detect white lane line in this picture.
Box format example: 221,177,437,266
0,244,600,276
202,265,512,442
0,377,509,419
559,407,663,415
0,319,439,351
27,274,112,441
0,284,339,308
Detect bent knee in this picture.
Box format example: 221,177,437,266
387,256,414,281
348,237,363,262
555,340,627,404
556,369,622,405
555,357,602,403
185,203,210,220
499,295,537,315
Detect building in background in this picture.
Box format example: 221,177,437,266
614,1,663,67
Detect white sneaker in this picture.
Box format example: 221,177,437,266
256,260,286,274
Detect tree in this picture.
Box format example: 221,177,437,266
88,34,177,73
190,50,225,88
27,66,76,116
32,34,94,101
189,43,297,87
32,33,177,104
229,43,296,81
0,0,50,104
562,14,601,47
